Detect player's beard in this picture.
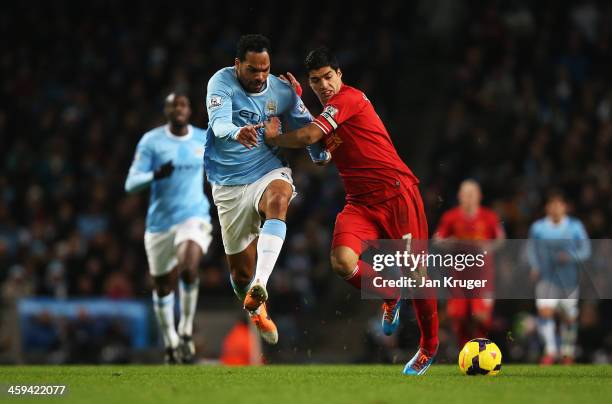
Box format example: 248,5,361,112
249,80,265,93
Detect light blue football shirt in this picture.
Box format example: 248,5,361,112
527,216,591,288
205,66,324,185
125,125,211,232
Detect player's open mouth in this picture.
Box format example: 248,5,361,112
322,90,333,98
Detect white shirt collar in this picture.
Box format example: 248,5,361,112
546,216,568,228
164,124,193,141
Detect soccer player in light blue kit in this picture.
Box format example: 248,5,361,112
528,191,590,365
205,34,329,344
125,93,212,364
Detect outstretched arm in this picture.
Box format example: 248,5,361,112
125,160,174,193
264,117,325,148
573,221,591,262
125,138,155,193
280,72,330,164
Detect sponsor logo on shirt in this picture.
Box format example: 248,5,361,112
174,163,202,171
239,110,262,123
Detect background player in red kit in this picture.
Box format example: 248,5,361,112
434,180,505,346
264,47,439,375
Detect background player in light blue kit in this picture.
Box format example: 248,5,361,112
125,93,212,363
528,191,591,365
205,34,329,344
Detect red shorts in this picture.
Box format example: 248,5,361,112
332,183,428,255
446,298,494,320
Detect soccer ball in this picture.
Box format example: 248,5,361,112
458,338,502,376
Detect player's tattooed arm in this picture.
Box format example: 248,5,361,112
264,117,324,148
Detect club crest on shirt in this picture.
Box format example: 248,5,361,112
265,100,277,116
194,146,204,158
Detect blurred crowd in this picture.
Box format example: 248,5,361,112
426,0,612,362
428,0,612,239
1,1,611,363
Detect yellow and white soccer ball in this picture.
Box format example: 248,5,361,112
458,338,502,376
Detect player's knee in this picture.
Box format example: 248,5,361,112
179,266,198,284
264,193,290,217
538,307,555,319
330,252,355,278
154,281,174,297
177,257,199,279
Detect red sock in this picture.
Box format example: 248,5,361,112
475,317,492,340
412,298,439,354
343,260,399,300
451,317,471,347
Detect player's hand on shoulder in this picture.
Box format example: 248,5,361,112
154,160,174,180
263,117,281,146
235,124,262,149
279,72,302,97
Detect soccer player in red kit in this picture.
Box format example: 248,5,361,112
264,47,439,375
434,180,505,346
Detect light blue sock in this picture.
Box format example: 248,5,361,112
254,219,287,287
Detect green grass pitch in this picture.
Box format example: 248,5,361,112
1,365,611,404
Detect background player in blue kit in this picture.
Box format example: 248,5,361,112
205,34,329,344
528,191,591,365
125,93,212,363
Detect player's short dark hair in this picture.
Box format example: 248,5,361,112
236,34,271,61
165,92,189,103
304,47,339,72
164,92,190,109
546,189,567,204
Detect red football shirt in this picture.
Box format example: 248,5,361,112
435,206,503,294
435,207,503,240
313,84,418,205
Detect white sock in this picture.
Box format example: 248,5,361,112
153,291,179,348
178,279,199,337
560,321,577,358
538,317,558,357
254,219,286,287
